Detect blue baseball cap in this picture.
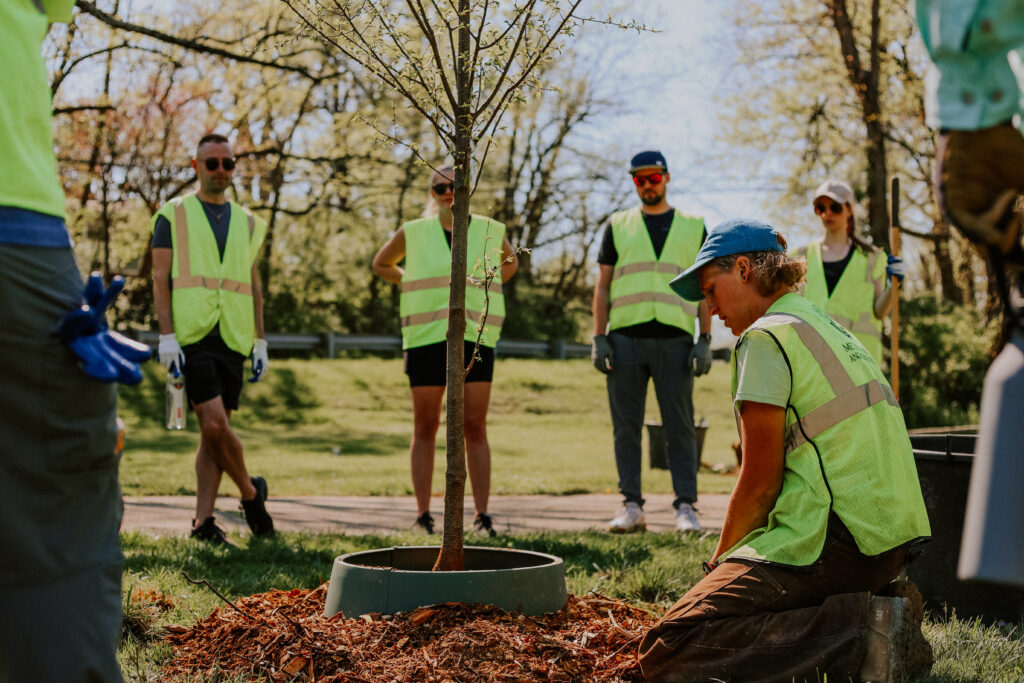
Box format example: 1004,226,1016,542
629,150,668,174
670,218,785,302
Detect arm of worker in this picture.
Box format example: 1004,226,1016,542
711,401,786,564
499,236,519,283
248,262,269,382
152,246,185,374
873,254,904,318
372,228,406,285
690,300,713,376
591,264,614,373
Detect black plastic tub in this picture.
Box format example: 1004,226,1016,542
908,433,1024,622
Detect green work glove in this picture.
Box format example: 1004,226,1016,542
691,335,712,377
592,334,613,374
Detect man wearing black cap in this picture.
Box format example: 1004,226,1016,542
592,150,712,533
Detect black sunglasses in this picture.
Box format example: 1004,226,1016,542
814,201,843,215
431,182,453,195
204,157,236,171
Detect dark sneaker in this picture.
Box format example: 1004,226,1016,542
240,476,274,536
190,517,234,546
473,512,497,537
414,512,435,534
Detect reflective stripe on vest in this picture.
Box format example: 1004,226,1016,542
608,208,704,332
762,313,900,453
171,200,256,295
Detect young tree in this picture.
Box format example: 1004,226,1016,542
282,0,629,570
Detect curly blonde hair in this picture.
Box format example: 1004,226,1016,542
704,233,807,296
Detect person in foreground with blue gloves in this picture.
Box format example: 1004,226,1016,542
0,2,135,681
150,133,273,546
789,179,904,367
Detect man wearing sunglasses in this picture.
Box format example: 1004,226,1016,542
150,133,274,545
592,150,712,534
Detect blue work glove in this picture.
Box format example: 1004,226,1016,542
591,334,613,374
248,338,269,382
690,335,712,377
886,255,905,283
56,273,152,385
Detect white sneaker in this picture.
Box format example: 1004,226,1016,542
675,503,701,532
608,502,646,533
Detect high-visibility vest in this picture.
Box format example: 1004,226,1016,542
0,0,75,219
793,241,887,363
150,195,266,356
724,293,930,566
607,207,703,334
399,215,507,350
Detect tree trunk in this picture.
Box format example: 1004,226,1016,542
433,0,472,572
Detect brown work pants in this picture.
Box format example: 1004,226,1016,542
638,517,907,683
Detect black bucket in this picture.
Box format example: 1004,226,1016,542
908,433,1024,622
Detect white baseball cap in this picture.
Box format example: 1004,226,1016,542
813,180,855,206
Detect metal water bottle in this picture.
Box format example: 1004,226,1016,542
166,370,186,430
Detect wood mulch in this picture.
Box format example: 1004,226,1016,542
164,585,656,681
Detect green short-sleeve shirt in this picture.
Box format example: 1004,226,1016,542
733,329,792,410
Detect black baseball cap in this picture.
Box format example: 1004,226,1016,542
629,150,668,174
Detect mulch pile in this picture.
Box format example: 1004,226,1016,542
164,585,657,681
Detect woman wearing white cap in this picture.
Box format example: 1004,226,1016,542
791,180,903,364
638,218,931,682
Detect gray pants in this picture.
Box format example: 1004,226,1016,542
0,244,122,682
606,331,698,509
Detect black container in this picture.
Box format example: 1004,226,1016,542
908,433,1024,622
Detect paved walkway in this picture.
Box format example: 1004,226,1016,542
122,493,730,537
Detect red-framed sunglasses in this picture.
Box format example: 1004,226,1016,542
632,173,664,187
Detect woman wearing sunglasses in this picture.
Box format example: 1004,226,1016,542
791,180,903,365
372,165,517,537
639,218,931,682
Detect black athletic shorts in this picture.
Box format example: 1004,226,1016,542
404,340,495,387
182,330,246,409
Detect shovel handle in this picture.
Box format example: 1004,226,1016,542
889,178,901,400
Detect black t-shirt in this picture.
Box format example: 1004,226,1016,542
597,209,706,338
823,247,855,296
151,199,233,260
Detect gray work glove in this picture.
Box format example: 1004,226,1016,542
592,334,613,374
690,335,712,377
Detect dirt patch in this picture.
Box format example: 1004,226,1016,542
165,586,655,681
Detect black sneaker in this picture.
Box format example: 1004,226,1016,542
414,512,435,534
240,476,274,536
190,517,234,546
474,512,497,537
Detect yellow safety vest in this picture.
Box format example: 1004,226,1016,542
793,241,887,364
150,195,266,356
724,293,930,566
399,215,507,350
608,207,703,334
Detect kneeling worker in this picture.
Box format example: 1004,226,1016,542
639,218,932,682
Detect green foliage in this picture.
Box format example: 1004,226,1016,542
897,294,995,429
503,282,589,341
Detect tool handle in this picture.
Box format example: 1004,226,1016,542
889,177,901,400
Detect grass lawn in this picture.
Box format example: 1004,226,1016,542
118,529,1024,682
117,357,741,498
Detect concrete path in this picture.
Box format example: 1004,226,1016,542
122,493,730,537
